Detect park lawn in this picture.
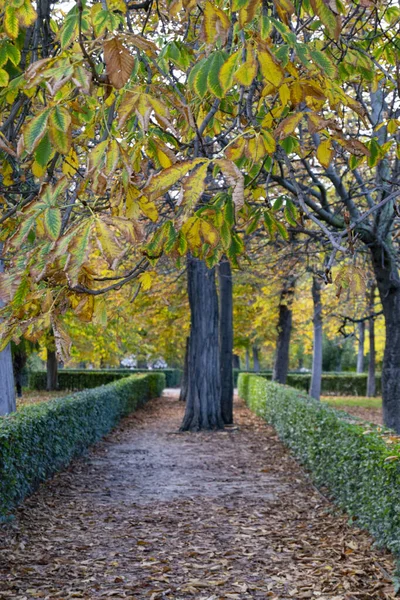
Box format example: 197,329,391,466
321,396,382,409
17,390,70,409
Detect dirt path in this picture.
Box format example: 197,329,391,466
0,391,396,599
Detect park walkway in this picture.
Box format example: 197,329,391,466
0,391,396,599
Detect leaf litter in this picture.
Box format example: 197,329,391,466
0,391,396,599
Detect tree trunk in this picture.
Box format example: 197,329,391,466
180,256,223,431
245,348,250,371
232,354,240,369
370,245,400,431
46,348,58,391
367,284,376,398
219,258,233,425
356,321,365,373
309,277,323,400
252,346,260,373
0,245,16,415
12,343,27,398
272,278,295,384
179,336,189,401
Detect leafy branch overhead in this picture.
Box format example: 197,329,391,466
0,0,399,353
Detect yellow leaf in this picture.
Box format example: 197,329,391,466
258,51,284,87
17,0,37,27
95,219,121,266
180,162,208,213
32,160,46,177
138,271,154,291
219,51,240,92
144,159,207,202
279,83,290,106
62,148,79,176
4,7,19,38
274,112,304,139
234,56,258,86
139,196,158,222
316,139,334,168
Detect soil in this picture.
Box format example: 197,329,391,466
0,391,395,599
333,406,383,425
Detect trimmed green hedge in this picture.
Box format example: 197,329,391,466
29,368,182,390
238,373,400,559
0,373,165,517
233,370,381,395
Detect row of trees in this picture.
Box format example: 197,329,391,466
0,0,399,428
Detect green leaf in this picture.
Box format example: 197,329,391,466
34,133,53,167
60,15,77,48
308,48,336,78
194,57,212,98
24,109,51,153
0,69,9,87
44,207,62,240
207,51,226,98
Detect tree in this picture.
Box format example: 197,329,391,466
272,276,295,384
0,0,396,427
219,257,233,424
309,276,323,400
0,248,15,415
356,322,365,374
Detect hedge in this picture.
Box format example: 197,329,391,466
233,370,381,395
238,373,400,562
29,368,182,391
0,373,165,517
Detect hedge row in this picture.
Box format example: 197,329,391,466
0,373,165,517
233,369,381,395
238,373,400,560
29,368,182,390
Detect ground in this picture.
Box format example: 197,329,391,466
321,396,383,425
0,391,395,599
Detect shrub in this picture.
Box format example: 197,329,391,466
238,373,400,558
0,373,165,517
234,370,381,395
28,368,182,390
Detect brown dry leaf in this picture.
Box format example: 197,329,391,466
103,37,135,90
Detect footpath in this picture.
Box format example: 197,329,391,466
0,391,395,599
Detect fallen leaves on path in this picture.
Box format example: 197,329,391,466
17,390,69,410
0,393,395,599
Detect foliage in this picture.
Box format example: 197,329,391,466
238,374,400,560
28,368,182,389
234,369,381,395
0,0,396,351
0,373,165,517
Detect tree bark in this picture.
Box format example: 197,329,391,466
12,342,27,398
219,258,234,425
180,256,223,431
46,348,58,391
370,245,400,431
0,245,16,415
356,321,365,373
252,346,260,373
179,336,189,401
309,277,323,400
367,284,376,398
272,278,295,384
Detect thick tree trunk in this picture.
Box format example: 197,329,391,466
370,245,400,431
46,349,58,391
12,344,27,398
309,277,323,400
179,336,189,401
232,354,240,369
272,278,295,384
356,321,365,373
0,246,16,415
245,348,250,371
367,285,376,398
219,258,233,425
252,346,260,373
180,256,223,431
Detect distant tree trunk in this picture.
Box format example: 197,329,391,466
309,277,323,400
245,348,250,370
219,257,233,425
232,354,240,369
0,245,16,415
12,343,28,398
179,336,189,401
252,346,260,373
46,348,58,391
180,256,223,431
272,277,295,384
367,284,376,398
357,321,365,373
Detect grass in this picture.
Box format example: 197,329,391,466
321,396,382,409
